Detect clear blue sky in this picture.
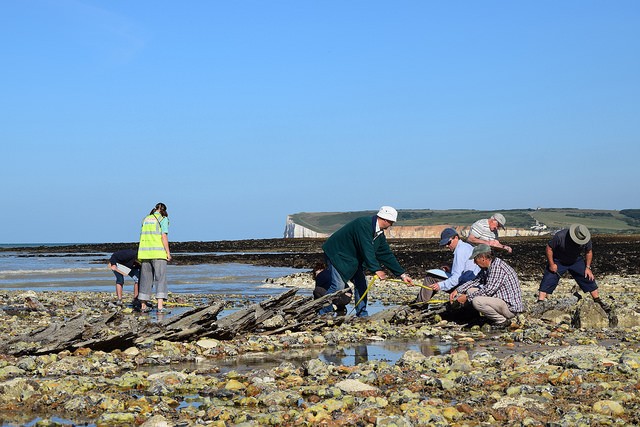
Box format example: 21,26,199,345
1,1,638,243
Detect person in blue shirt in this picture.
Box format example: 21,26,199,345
418,228,480,302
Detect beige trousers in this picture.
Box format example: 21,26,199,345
467,287,515,323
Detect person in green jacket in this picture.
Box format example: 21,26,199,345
319,206,414,317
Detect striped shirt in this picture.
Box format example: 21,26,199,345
457,257,523,313
469,218,498,241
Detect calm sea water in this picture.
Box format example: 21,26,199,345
0,246,309,298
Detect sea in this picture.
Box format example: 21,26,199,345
0,243,310,299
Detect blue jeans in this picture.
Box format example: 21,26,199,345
539,257,598,294
112,267,141,285
319,261,369,317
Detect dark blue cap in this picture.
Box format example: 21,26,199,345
439,228,458,246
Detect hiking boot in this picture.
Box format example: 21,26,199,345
492,320,512,330
595,298,611,313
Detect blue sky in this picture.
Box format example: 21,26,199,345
1,1,638,243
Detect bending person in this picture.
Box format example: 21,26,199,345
108,249,140,305
319,206,413,318
467,213,512,253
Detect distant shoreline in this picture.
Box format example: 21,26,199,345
2,236,639,281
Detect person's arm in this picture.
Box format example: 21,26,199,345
466,234,485,245
467,223,511,252
438,251,465,291
546,245,557,273
450,276,479,302
473,236,510,253
375,237,413,284
162,233,172,261
584,249,594,280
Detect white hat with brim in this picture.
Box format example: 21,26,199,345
569,223,591,245
377,206,398,222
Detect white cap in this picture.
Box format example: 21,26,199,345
377,206,398,222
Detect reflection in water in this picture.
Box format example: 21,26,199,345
139,338,455,377
318,339,452,366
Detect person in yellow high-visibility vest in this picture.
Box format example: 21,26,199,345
137,202,171,313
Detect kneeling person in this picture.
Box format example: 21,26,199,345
313,264,352,315
449,244,523,329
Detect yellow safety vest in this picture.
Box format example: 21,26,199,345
138,214,167,260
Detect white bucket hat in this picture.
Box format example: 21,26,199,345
377,206,398,222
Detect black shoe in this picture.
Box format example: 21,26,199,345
492,320,511,330
595,298,611,313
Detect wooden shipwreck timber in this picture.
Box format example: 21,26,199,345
1,289,445,356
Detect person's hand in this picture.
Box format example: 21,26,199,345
456,293,468,304
585,267,594,281
375,270,387,280
167,254,172,262
449,290,458,302
401,273,413,285
503,245,512,254
431,282,441,291
548,263,558,274
108,263,117,271
440,265,450,273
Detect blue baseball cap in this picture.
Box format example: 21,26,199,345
439,228,458,246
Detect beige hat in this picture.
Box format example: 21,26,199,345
491,213,506,229
569,223,591,245
469,244,492,259
377,206,398,222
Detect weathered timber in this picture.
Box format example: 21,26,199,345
0,288,441,356
0,289,345,355
138,301,226,343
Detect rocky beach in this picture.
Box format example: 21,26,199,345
1,235,640,426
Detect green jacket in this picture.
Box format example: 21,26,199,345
322,216,405,282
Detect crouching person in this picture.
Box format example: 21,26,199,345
449,244,523,329
312,263,352,315
417,228,480,302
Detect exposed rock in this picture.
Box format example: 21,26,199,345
336,379,379,393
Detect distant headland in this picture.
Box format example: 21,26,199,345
284,208,640,238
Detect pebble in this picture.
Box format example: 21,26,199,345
0,275,639,425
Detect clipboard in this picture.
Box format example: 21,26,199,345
115,263,131,276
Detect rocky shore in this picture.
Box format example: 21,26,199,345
1,236,640,426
